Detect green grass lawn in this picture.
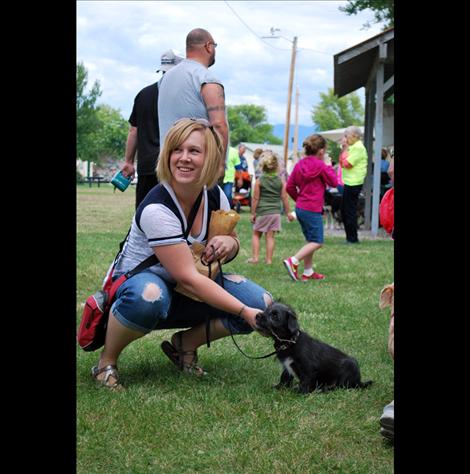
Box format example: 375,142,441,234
77,184,394,473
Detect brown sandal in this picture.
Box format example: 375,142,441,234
91,364,125,391
161,331,207,376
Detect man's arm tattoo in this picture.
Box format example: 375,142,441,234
206,105,226,112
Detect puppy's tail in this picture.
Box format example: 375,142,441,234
358,379,373,389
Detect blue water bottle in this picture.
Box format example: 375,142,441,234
111,170,132,192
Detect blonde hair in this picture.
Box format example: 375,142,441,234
156,118,224,188
259,150,279,173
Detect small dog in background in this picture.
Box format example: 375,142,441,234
379,283,394,359
323,203,334,230
256,302,372,394
323,189,366,230
323,189,343,230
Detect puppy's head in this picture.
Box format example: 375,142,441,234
255,302,299,339
379,283,394,314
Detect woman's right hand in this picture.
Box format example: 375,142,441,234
241,306,262,329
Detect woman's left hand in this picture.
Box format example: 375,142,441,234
202,235,236,263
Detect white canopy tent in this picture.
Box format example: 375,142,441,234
242,143,294,175
317,126,365,143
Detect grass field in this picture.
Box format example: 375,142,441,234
77,184,394,473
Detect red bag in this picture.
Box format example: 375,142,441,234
78,271,127,352
78,254,157,351
78,291,108,352
379,187,394,235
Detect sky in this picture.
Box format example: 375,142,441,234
77,1,383,127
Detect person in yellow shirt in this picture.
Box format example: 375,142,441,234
222,146,241,208
339,126,368,244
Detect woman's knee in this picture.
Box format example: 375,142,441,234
222,273,272,309
112,277,171,333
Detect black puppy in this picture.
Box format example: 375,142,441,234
256,302,372,394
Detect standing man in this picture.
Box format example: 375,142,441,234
339,125,368,244
121,49,184,209
235,143,249,172
158,28,229,174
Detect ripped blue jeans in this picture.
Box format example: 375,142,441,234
111,270,271,335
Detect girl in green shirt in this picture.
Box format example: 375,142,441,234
248,151,294,264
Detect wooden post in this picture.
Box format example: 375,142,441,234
283,36,297,169
292,86,300,165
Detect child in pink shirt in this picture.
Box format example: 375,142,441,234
283,134,338,281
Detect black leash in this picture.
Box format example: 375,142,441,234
201,244,221,348
228,325,299,360
201,245,296,359
218,245,294,360
228,326,280,359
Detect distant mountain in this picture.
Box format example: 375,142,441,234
272,124,317,148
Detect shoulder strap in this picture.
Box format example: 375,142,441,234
206,185,221,210
125,254,159,278
182,189,204,239
124,189,204,279
111,227,131,265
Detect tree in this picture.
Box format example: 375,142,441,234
311,88,364,160
90,105,129,162
339,0,394,29
227,105,282,146
77,62,102,165
77,63,129,169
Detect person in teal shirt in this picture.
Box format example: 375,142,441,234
222,146,240,207
340,126,368,244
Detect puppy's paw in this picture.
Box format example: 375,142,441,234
296,386,311,395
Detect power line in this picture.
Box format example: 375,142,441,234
223,1,332,56
223,1,291,51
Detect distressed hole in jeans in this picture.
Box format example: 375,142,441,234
223,274,246,284
263,293,273,308
142,283,162,302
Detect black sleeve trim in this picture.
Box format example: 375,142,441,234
148,234,184,242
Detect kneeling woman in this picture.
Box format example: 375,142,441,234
92,118,272,389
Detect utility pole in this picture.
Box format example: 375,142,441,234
283,36,297,169
261,29,298,169
292,86,300,166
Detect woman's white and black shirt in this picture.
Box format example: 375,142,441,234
113,182,230,282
